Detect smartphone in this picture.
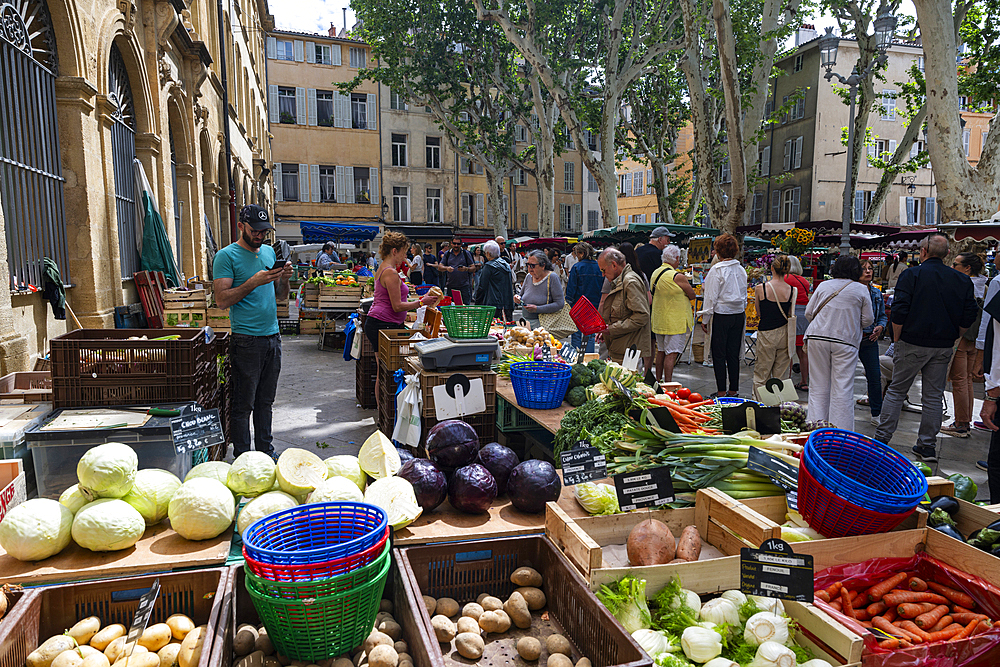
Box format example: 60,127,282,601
271,259,286,271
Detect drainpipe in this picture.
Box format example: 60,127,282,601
218,0,237,239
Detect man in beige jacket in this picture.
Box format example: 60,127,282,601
598,248,652,366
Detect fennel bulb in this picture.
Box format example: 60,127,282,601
744,612,790,647
598,576,651,634
748,641,796,667
631,629,678,657
749,595,785,615
669,589,703,616
680,626,722,663
699,598,740,627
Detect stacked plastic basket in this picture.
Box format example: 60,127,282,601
509,361,573,409
798,428,928,538
242,502,391,661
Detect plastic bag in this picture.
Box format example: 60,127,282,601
392,372,421,447
344,313,359,361
813,552,1000,666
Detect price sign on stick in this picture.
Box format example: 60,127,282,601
171,409,224,455
613,466,674,511
740,538,813,602
560,444,607,486
121,578,161,661
560,344,579,364
746,446,800,511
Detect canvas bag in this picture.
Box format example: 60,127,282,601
537,273,576,339
392,373,422,447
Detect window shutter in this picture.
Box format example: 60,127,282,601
888,139,897,157
294,40,304,62
476,162,483,175
268,85,279,123
854,191,864,221
926,197,936,225
647,169,653,193
794,136,803,169
274,163,283,201
345,167,355,203
906,196,915,224
307,89,317,126
770,190,780,222
306,41,316,63
574,204,582,229
761,146,770,176
910,142,919,159
336,166,346,203
369,169,378,204
331,44,341,66
266,37,277,59
476,194,484,225
367,94,377,130
310,165,320,202
296,164,309,201
561,206,568,229
295,87,307,124
783,140,792,171
333,92,344,128
781,96,788,124
461,193,470,225
625,172,632,196
867,143,876,163
796,97,805,119
791,187,801,222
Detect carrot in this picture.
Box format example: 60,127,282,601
860,620,874,628
884,606,898,622
867,572,909,602
898,602,937,618
950,619,980,641
816,591,830,603
841,587,857,619
854,608,872,621
867,600,888,616
830,600,842,611
915,604,950,628
921,624,964,642
823,581,844,599
908,577,928,592
951,604,974,615
972,620,993,637
883,591,949,605
684,400,714,409
877,638,902,649
950,613,990,625
873,615,910,639
927,582,976,609
899,620,933,641
890,621,925,643
928,615,953,633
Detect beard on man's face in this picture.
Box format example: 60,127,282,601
241,228,263,249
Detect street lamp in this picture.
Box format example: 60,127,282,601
819,3,899,254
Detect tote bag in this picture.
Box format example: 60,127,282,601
537,274,576,339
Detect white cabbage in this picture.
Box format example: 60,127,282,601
324,455,367,491
0,498,74,561
276,449,327,495
744,612,790,647
72,498,146,551
168,478,236,540
308,476,364,504
364,477,422,530
227,452,276,497
59,484,90,514
122,469,182,525
185,461,232,485
237,491,299,536
77,442,138,498
680,626,722,664
358,431,401,479
574,482,620,515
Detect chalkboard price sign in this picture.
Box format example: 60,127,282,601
560,446,607,486
740,538,814,602
171,409,225,455
613,466,674,511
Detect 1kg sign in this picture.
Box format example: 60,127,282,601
740,538,814,602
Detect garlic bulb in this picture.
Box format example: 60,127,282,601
680,626,723,664
699,598,740,628
744,611,790,646
748,641,796,667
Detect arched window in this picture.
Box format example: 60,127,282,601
109,43,139,278
0,0,69,290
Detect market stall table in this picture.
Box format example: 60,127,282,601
496,377,570,436
298,306,359,351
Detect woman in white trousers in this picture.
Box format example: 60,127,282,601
803,256,873,431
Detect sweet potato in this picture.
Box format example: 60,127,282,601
627,519,675,566
674,526,702,562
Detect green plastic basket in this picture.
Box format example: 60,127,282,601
247,546,391,661
440,305,495,338
245,541,390,599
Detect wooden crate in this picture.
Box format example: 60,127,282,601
405,356,497,418
299,319,323,334
0,372,51,402
162,289,208,309
163,309,206,327
0,459,26,524
206,308,230,332
926,476,1000,537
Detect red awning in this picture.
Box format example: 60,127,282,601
459,236,495,244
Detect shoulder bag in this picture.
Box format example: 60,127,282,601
802,282,850,353
537,273,576,339
766,282,798,354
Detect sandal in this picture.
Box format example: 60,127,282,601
856,397,869,406
795,383,808,391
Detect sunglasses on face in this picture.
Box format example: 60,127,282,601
526,262,539,268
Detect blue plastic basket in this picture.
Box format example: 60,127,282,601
413,284,435,295
803,429,927,513
243,502,388,566
509,361,573,410
714,397,759,406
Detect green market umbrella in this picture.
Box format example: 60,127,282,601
134,158,181,288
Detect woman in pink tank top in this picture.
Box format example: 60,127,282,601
364,232,435,349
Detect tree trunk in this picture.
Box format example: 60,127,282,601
485,169,508,237
713,0,747,232
863,106,926,226
685,171,702,226
653,160,674,224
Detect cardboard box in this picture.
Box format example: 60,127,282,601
163,310,206,327
0,459,26,523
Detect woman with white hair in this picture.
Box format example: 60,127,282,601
473,240,514,320
650,245,696,382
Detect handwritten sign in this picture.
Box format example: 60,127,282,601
171,409,225,454
560,446,607,486
741,538,813,601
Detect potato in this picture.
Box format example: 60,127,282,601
545,635,572,656
350,653,365,667
379,600,393,614
139,625,172,652
234,652,265,667
478,611,502,634
376,621,401,642
430,616,455,643
363,632,392,654
456,617,480,635
105,639,147,664
421,596,437,616
675,525,702,562
157,644,181,667
503,592,531,629
77,648,101,659
332,659,353,667
515,587,547,611
546,656,572,667
68,617,102,646
495,610,511,633
234,625,258,658
475,593,489,604
516,637,541,661
480,596,503,612
627,519,675,566
510,567,543,588
275,655,291,667
454,633,484,660
366,645,397,667
461,603,484,620
177,626,207,667
92,626,127,652
576,659,591,667
112,654,159,667
165,617,195,642
435,598,459,618
263,659,280,667
254,630,274,656
81,654,111,667
374,612,395,627
51,650,84,667
394,656,410,666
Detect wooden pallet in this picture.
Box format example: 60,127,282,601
133,271,166,328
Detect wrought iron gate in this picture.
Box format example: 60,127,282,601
109,43,139,279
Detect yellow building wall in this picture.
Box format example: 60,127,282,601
615,123,695,226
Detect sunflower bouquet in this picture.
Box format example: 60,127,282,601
771,228,815,255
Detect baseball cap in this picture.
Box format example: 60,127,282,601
650,226,672,240
239,204,273,231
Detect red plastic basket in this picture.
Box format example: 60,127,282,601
797,463,914,538
243,525,390,582
569,296,607,335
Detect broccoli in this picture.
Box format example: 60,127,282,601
569,364,594,389
566,386,589,407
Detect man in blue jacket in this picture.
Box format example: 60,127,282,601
874,234,978,462
565,242,604,353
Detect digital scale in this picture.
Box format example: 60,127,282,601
415,336,501,370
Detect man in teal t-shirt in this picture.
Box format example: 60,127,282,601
213,204,291,459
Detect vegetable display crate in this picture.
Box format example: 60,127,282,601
278,319,300,335
497,395,539,433
924,477,1000,541
355,353,377,410
404,357,496,418
0,568,227,667
0,372,51,403
0,403,51,498
207,308,231,333
318,284,363,308
164,310,207,328
378,329,422,373
25,403,202,498
398,534,651,667
418,409,496,451
162,288,209,309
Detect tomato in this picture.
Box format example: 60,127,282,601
666,392,677,399
676,388,692,399
689,392,703,402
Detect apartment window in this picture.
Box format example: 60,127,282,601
349,47,366,68
514,125,527,143
632,171,643,195
909,140,924,160
316,90,333,126
780,95,789,124
751,192,764,224
646,169,653,194
521,213,528,230
566,134,575,149
854,190,875,222
625,173,632,196
350,93,368,129
391,134,407,167
793,54,803,72
425,137,441,169
318,166,336,202
770,190,780,222
314,44,333,65
587,169,598,193
390,91,407,111
587,210,599,231
515,169,526,186
619,174,627,195
564,161,575,191
560,204,573,231
530,114,539,130
906,196,921,225
958,96,970,111
584,130,598,151
759,146,770,176
880,90,896,120
917,55,924,72
392,186,409,221
792,95,805,120
276,40,294,61
281,164,299,202
719,160,731,183
355,170,372,203
782,186,801,223
926,197,936,225
783,136,803,171
868,139,897,163
963,128,971,156
278,87,296,124
426,189,442,222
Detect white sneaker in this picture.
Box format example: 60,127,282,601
902,399,922,413
870,416,880,426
